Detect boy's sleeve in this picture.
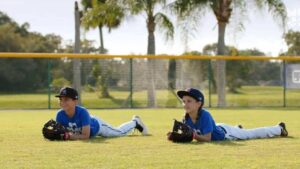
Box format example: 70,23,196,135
80,108,91,126
200,113,214,135
56,110,63,123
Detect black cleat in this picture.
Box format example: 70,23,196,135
279,122,288,137
132,115,148,135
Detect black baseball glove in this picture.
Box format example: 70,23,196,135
167,119,194,143
42,119,69,141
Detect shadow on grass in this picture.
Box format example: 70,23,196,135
170,140,246,146
83,134,153,144
109,96,126,106
286,136,296,139
107,95,143,108
209,140,246,146
246,135,297,141
81,135,295,144
127,134,153,137
171,136,297,146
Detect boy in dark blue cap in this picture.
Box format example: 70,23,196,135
172,88,288,142
55,87,148,140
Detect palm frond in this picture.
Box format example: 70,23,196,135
227,0,247,32
120,0,146,15
81,0,125,31
154,12,174,41
168,0,194,18
254,0,287,29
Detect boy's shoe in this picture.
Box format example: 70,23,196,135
234,124,243,129
132,115,149,135
279,122,288,137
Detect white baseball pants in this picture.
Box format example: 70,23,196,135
95,117,136,137
217,123,282,140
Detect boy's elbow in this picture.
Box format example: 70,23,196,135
83,133,90,140
195,133,212,142
196,137,211,142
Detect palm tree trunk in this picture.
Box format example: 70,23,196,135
216,21,227,107
98,25,110,98
73,1,82,104
98,25,105,54
147,30,155,55
167,59,177,106
147,17,156,108
168,59,176,90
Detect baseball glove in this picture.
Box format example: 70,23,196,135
167,119,194,143
42,119,69,141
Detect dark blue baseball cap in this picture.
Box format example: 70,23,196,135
177,88,204,103
55,87,79,100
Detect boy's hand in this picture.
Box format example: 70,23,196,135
42,119,69,141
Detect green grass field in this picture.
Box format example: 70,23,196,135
0,108,299,169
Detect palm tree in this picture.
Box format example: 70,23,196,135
122,0,174,107
74,1,82,104
81,0,124,53
81,0,124,98
171,0,287,107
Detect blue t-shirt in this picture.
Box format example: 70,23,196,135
185,109,225,141
56,105,100,137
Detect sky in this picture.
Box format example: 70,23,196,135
0,0,300,56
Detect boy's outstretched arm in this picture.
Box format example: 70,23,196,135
68,125,90,140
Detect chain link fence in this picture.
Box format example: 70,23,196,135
0,54,299,109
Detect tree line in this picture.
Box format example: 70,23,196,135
0,11,98,92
